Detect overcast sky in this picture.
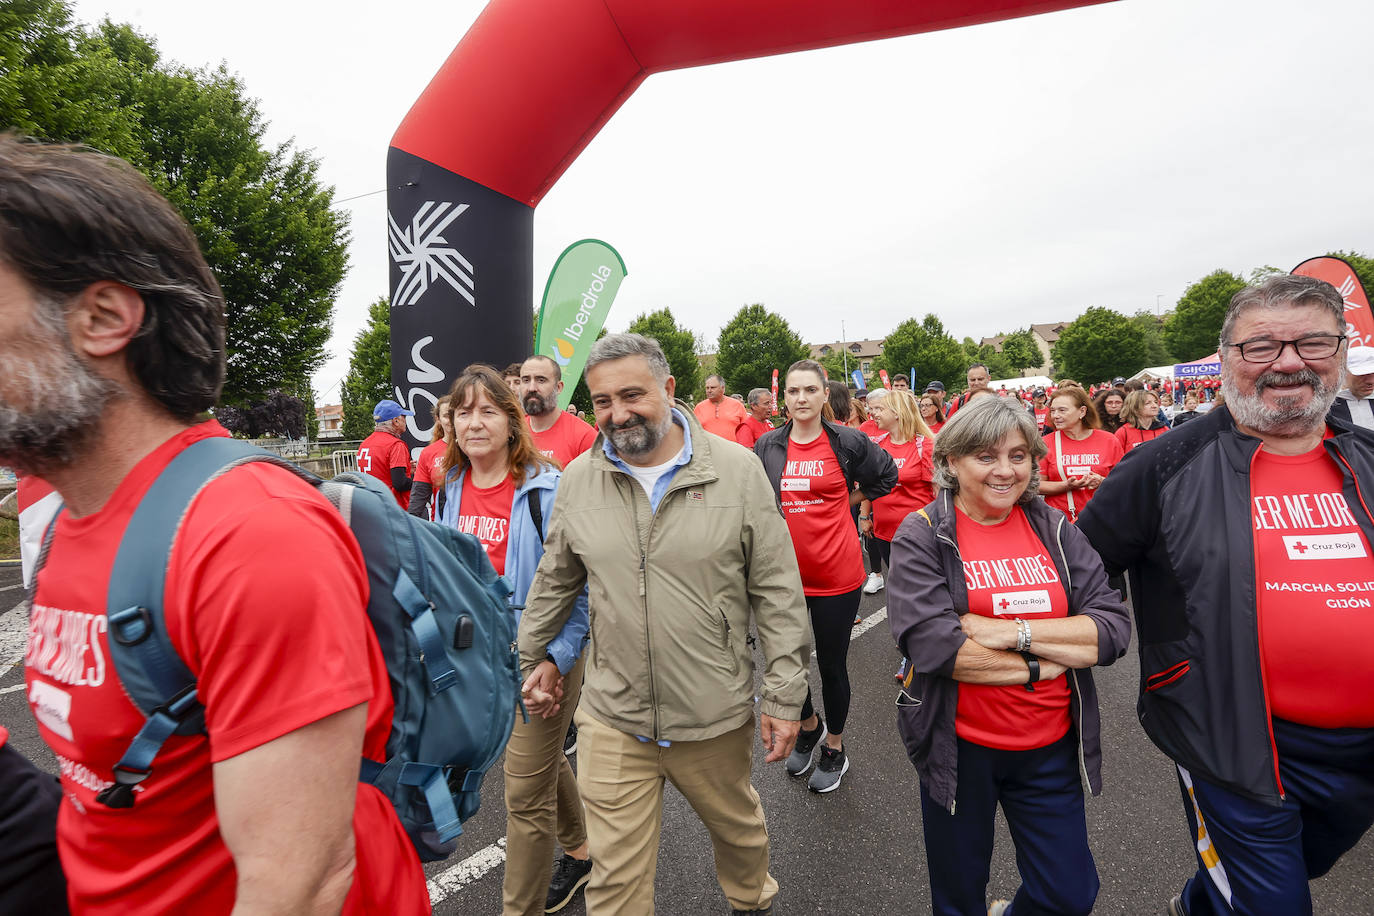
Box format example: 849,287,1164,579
70,0,1374,401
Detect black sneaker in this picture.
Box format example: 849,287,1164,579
807,744,849,793
731,906,774,915
545,853,592,913
785,720,827,776
563,721,578,756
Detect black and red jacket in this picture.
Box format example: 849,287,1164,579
1079,406,1374,805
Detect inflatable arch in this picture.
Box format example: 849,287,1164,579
386,0,1109,439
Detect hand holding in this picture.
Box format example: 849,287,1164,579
521,660,563,718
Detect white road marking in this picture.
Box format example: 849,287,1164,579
424,604,892,906
0,583,23,592
0,682,25,695
1,601,28,671
428,837,506,904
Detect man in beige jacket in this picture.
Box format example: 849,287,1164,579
519,333,809,916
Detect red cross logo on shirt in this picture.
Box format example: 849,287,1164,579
998,598,1011,610
1293,541,1309,554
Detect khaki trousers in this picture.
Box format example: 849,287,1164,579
574,711,778,915
502,655,588,916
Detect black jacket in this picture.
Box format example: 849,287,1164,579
888,490,1132,812
1078,406,1374,804
754,417,898,505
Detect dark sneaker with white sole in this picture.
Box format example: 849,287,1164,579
563,721,578,757
545,853,592,913
808,744,849,793
785,721,827,776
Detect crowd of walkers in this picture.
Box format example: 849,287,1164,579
4,134,1374,916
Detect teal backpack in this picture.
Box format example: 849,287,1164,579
41,437,521,861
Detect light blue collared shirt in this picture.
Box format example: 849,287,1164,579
600,408,694,513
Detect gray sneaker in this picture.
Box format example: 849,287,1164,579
807,744,849,793
785,721,827,776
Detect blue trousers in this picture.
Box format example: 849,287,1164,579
920,731,1098,916
1175,717,1374,916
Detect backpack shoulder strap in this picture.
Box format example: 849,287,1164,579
100,437,305,807
527,488,544,542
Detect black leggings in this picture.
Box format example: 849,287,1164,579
867,536,891,575
799,586,862,736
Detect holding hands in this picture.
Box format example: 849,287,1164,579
521,660,565,718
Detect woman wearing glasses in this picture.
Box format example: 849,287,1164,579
887,398,1131,916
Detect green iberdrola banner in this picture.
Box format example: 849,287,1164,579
535,239,628,410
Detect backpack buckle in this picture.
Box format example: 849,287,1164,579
109,605,155,647
96,764,151,809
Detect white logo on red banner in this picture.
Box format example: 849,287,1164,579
1282,533,1367,560
781,478,811,491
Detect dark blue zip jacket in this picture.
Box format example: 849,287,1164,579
888,489,1131,812
1078,405,1374,805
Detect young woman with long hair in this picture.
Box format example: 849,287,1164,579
754,360,896,793
859,389,935,591
1039,387,1124,524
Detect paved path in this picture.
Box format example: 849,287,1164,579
2,566,1370,914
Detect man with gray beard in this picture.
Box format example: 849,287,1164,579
1079,275,1374,916
517,333,809,915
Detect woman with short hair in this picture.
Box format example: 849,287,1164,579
1115,389,1169,451
437,365,593,916
887,397,1131,916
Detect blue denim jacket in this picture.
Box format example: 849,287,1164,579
438,462,589,674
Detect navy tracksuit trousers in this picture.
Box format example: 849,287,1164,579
1175,717,1374,916
919,730,1098,916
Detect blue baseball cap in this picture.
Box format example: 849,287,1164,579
373,399,415,422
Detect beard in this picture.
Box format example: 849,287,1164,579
602,408,673,459
1222,365,1337,438
0,299,120,475
523,391,555,418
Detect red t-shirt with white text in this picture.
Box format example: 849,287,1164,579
954,505,1071,750
1040,430,1124,522
735,415,773,448
779,435,865,596
1252,439,1374,727
858,419,887,444
527,410,597,469
872,436,933,541
24,422,427,915
457,476,516,576
413,439,448,517
357,429,413,508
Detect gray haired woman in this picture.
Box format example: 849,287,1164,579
886,397,1131,916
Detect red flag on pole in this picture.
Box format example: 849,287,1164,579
770,369,779,416
1293,257,1374,347
878,369,892,390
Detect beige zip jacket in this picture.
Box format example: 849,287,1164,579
518,404,809,742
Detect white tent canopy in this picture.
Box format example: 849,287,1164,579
987,375,1054,392
1130,365,1174,382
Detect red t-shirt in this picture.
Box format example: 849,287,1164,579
953,505,1072,750
455,476,515,576
357,430,413,508
858,419,888,444
872,436,933,541
1252,440,1374,727
24,422,427,915
926,420,945,436
694,397,748,440
413,439,448,518
1040,430,1124,523
734,414,773,448
527,410,597,468
1116,424,1168,451
1033,406,1049,428
779,435,865,596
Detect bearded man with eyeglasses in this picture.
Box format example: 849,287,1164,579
1079,274,1374,916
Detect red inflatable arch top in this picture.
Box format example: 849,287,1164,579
386,0,1111,441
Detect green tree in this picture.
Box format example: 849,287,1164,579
999,329,1044,373
627,308,700,398
340,298,391,441
1051,307,1147,384
1129,311,1174,368
816,347,857,387
714,304,809,395
1163,270,1246,361
1,2,349,406
960,339,1013,382
873,315,966,394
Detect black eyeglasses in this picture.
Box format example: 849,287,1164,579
1225,334,1345,364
